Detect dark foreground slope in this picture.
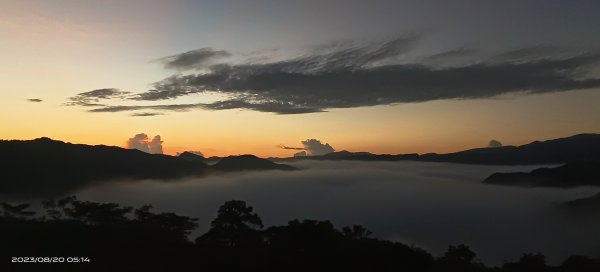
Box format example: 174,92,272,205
0,138,295,197
483,161,600,188
2,198,599,272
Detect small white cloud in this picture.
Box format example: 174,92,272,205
302,139,335,156
126,133,164,154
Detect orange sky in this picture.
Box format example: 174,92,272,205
3,89,600,157
1,1,600,157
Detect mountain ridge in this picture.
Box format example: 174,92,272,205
273,133,600,165
0,137,295,197
482,161,600,188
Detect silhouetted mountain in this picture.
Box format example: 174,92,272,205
178,151,205,161
483,161,600,188
0,138,295,197
214,155,297,171
317,151,419,161
272,151,419,162
562,192,600,212
321,151,374,159
204,156,224,164
419,134,600,165
276,134,600,165
0,138,209,197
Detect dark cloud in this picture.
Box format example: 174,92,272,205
138,35,420,100
68,39,600,115
493,45,567,62
278,145,306,151
133,54,600,114
26,98,43,102
75,88,129,99
131,112,164,117
89,103,201,113
202,100,322,114
65,88,130,107
425,47,477,61
126,133,163,154
88,101,322,115
158,48,231,71
130,88,193,101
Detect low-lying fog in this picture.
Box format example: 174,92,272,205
74,161,599,265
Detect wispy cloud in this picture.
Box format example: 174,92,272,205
277,145,305,151
66,37,600,115
425,47,477,61
26,98,43,102
492,45,567,62
87,101,322,115
156,48,231,71
65,88,130,107
131,112,164,117
89,103,201,113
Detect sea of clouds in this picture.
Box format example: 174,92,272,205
74,160,600,265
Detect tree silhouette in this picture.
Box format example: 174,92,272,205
443,244,477,263
211,200,263,230
266,219,342,249
1,198,600,271
41,199,64,220
503,253,548,272
342,224,372,239
134,204,198,241
561,255,600,272
196,200,263,247
0,203,35,218
435,244,483,271
60,197,132,225
43,196,133,224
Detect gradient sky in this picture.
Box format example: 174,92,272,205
2,0,600,157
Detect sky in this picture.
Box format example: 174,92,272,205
2,0,600,157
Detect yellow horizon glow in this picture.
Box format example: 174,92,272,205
2,89,600,158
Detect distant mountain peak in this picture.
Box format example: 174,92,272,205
214,155,297,171
178,151,205,161
32,137,63,143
